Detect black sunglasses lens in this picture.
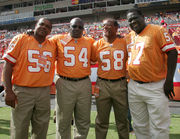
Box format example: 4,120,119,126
72,25,77,28
72,25,83,29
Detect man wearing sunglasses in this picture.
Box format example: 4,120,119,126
50,17,95,139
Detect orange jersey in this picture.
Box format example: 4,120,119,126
3,34,57,87
126,24,176,82
50,34,95,78
91,37,128,79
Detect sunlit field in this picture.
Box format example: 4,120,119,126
0,107,180,139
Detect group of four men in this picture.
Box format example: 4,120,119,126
3,7,177,139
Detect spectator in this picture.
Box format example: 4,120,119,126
160,19,168,28
172,27,180,45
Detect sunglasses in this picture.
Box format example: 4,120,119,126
71,25,84,30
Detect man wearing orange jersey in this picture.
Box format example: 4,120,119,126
50,18,95,139
91,18,129,139
126,8,178,139
3,18,57,139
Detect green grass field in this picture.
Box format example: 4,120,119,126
0,107,180,139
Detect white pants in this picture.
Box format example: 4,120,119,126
128,79,170,139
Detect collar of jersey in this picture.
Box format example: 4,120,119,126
60,33,83,45
31,36,48,46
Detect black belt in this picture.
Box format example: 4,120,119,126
59,75,89,81
98,76,126,82
134,80,151,84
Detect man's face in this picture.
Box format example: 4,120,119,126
103,20,118,38
69,19,84,38
34,18,52,38
127,11,145,34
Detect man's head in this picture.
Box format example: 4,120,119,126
102,18,119,38
34,18,52,38
126,8,146,34
69,17,84,38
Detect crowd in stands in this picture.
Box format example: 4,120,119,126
0,11,179,59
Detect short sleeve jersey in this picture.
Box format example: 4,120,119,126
91,37,128,79
125,24,176,82
50,34,95,78
3,34,57,87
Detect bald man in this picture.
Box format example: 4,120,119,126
50,17,95,139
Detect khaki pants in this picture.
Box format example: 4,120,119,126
11,85,51,139
128,79,170,139
56,77,92,139
95,78,129,139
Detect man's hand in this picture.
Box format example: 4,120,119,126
163,80,175,99
5,90,17,108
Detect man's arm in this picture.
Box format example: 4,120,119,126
3,61,16,108
164,49,178,99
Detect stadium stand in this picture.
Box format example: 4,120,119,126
0,13,180,57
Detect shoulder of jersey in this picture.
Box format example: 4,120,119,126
12,33,29,41
50,34,65,39
83,36,95,41
95,38,104,43
93,38,105,47
124,32,131,40
116,35,125,40
117,37,126,43
117,34,124,39
127,30,134,36
148,24,161,30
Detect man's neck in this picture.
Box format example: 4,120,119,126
34,35,45,44
104,35,117,44
136,24,147,35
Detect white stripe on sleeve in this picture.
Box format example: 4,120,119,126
161,43,175,52
3,54,16,64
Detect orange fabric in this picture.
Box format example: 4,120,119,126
125,24,176,82
91,37,128,79
50,34,95,78
3,34,57,87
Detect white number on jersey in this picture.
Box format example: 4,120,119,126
100,51,110,71
133,42,144,65
114,50,124,70
43,52,52,72
79,48,88,67
128,42,144,65
28,50,52,72
7,37,18,52
164,32,171,42
64,47,75,66
64,46,88,67
100,50,124,71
